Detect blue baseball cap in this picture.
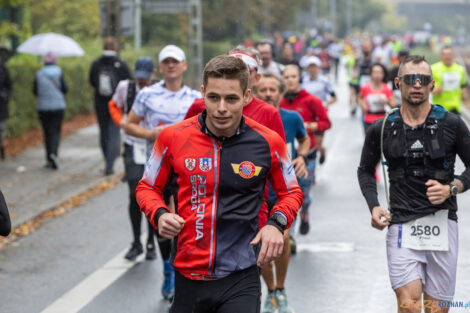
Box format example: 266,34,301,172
134,56,154,79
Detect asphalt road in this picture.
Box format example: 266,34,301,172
1,71,469,313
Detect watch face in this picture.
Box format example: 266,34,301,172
451,185,458,196
276,213,287,226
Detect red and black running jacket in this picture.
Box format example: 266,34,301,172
136,111,302,281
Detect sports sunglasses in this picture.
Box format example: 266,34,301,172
399,74,432,86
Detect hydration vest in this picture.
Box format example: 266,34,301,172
382,105,454,184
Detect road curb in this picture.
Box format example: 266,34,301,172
1,171,124,249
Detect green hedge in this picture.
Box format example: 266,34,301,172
4,45,154,138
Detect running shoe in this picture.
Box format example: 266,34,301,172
275,289,293,313
124,242,143,261
261,290,276,313
162,258,175,301
299,219,310,235
145,242,157,260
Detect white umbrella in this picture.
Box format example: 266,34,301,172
17,32,85,57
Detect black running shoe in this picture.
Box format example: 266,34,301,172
299,219,310,235
146,242,157,260
124,242,143,261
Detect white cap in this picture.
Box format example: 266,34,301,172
158,45,186,63
302,56,322,69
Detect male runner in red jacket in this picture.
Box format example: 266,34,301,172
185,46,286,229
137,55,302,313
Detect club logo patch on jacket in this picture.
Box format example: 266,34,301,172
199,157,212,172
185,158,196,171
231,161,262,179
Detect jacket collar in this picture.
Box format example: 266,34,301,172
198,109,247,141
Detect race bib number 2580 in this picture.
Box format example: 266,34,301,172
398,210,448,251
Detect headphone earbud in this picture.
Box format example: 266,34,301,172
431,84,435,91
395,82,400,89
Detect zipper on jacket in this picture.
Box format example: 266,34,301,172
208,138,220,276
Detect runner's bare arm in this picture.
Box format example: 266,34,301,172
292,134,310,178
250,225,284,266
371,206,391,230
124,110,161,140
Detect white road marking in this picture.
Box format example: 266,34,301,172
296,242,355,253
40,234,148,313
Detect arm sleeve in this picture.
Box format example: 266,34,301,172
108,99,123,126
0,189,11,237
184,98,205,119
357,121,382,212
312,98,331,132
267,134,303,228
136,128,174,228
455,118,470,191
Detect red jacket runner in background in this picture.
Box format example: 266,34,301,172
136,113,302,281
185,97,287,228
279,89,331,148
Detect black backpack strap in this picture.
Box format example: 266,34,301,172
126,80,137,114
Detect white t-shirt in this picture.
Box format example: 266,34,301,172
131,81,201,151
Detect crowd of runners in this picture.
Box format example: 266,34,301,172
113,31,469,313
2,29,469,313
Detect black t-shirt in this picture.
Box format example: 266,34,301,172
357,108,470,224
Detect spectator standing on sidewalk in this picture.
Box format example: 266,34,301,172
33,52,68,170
0,46,12,161
109,56,158,261
89,37,131,175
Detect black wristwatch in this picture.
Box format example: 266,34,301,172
298,153,308,163
268,212,288,232
449,183,458,197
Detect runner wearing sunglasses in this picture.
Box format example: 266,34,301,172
358,55,470,312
